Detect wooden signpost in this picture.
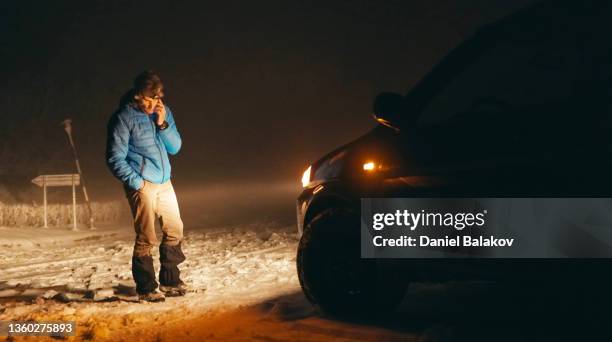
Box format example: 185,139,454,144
61,119,94,230
31,174,81,231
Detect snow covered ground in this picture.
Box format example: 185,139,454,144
0,221,307,340
0,180,601,341
1,222,591,342
0,220,457,342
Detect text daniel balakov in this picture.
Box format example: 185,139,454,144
372,235,515,247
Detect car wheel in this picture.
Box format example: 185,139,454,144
297,207,407,317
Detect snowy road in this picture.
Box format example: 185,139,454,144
0,222,430,342
0,222,599,341
0,223,309,340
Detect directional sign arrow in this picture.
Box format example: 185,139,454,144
31,174,80,187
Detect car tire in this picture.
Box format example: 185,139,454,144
297,207,407,318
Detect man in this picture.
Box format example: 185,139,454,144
106,70,186,302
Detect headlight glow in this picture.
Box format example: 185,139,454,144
301,165,312,187
363,161,376,171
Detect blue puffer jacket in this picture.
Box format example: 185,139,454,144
106,103,182,191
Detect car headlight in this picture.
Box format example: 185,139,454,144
363,161,376,171
301,165,312,188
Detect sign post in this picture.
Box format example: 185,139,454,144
32,174,81,231
72,174,77,231
61,119,94,229
43,175,47,228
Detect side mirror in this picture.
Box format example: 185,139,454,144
372,92,404,131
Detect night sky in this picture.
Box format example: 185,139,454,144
0,0,536,201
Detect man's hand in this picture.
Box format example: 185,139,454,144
155,99,167,126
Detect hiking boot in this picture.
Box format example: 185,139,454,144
138,290,165,302
159,281,189,296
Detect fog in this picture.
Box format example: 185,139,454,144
176,181,299,229
0,0,537,203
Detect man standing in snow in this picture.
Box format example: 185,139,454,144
106,70,187,302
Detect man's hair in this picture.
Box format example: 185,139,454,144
118,70,164,109
133,70,163,97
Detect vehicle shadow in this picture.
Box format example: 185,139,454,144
255,280,609,341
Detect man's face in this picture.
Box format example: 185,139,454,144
137,90,164,114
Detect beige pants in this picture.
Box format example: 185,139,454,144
125,180,184,257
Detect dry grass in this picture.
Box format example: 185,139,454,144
0,201,126,227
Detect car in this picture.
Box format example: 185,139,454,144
295,0,612,316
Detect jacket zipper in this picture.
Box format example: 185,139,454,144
151,119,165,183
